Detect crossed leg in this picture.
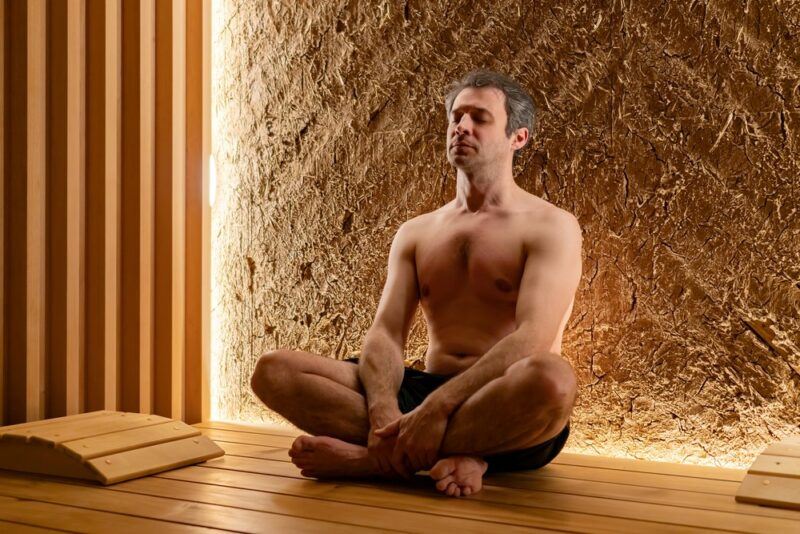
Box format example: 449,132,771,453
250,349,577,495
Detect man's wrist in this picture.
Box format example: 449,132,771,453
421,391,457,418
368,398,402,427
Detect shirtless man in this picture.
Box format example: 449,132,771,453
250,69,582,497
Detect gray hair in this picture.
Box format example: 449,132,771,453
444,69,536,162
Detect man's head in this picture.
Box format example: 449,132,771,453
444,69,536,171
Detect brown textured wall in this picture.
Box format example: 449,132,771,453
211,0,800,468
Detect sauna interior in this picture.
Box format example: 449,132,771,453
0,0,798,532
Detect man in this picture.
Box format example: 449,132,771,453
250,69,582,497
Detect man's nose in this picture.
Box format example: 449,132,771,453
455,117,472,135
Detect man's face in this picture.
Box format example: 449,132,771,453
446,86,526,170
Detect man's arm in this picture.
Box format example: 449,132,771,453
422,210,583,417
359,220,420,428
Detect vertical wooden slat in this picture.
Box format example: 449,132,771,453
185,0,205,424
140,0,155,414
104,0,121,411
172,0,186,421
45,0,67,419
153,0,171,418
84,0,105,412
0,0,5,426
27,0,47,422
119,0,140,413
5,0,27,425
201,0,211,424
66,0,87,415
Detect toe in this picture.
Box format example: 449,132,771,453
435,475,455,492
462,487,472,496
446,481,458,496
429,458,456,480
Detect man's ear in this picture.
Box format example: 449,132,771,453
511,127,529,151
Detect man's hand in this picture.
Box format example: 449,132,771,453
367,429,412,479
374,401,449,473
368,402,412,479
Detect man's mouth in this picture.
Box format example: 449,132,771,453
452,142,473,148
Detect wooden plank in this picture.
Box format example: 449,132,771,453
199,427,296,447
113,474,556,534
0,472,379,533
554,452,745,482
748,453,800,477
87,435,222,484
185,0,203,425
118,0,140,413
0,410,113,435
735,473,800,511
66,0,87,416
4,0,27,426
0,2,7,432
200,0,212,425
61,421,200,461
139,0,155,415
0,0,5,428
203,441,284,460
170,0,186,422
765,441,800,458
152,0,172,419
3,412,170,444
26,0,47,423
84,0,106,413
0,490,221,533
0,520,65,533
45,0,67,420
161,465,724,534
196,456,799,532
104,0,121,411
194,420,302,436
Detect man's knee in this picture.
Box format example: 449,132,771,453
250,349,296,401
518,353,578,413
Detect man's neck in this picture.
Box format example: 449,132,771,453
454,164,517,214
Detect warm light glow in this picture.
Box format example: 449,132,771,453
208,154,217,207
209,0,223,421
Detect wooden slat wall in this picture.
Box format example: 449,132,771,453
1,0,211,426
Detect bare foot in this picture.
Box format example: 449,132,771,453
429,455,488,497
289,435,377,478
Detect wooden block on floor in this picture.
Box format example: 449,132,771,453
736,434,800,511
0,411,224,485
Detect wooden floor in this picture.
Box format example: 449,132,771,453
0,421,798,533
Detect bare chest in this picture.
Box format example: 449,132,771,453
415,217,526,305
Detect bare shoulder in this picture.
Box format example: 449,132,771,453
397,210,440,237
520,196,582,251
393,212,433,250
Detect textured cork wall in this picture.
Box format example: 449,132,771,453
211,0,800,468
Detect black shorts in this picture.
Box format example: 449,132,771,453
345,357,570,473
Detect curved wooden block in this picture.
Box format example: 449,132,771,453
0,411,224,485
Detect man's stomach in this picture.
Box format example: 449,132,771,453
424,351,483,376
